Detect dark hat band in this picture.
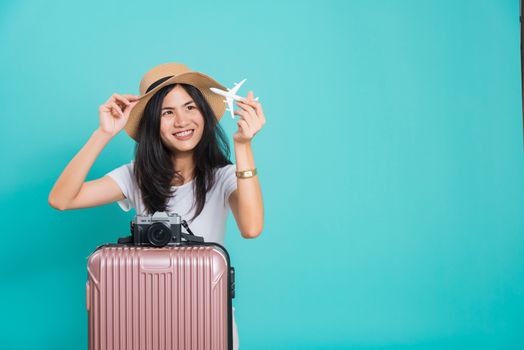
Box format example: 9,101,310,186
146,75,174,93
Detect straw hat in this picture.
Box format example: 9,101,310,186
124,62,228,141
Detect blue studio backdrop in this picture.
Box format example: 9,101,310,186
1,0,523,349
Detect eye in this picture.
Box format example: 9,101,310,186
186,105,196,111
162,110,173,116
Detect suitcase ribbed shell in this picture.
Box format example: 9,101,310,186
87,245,232,350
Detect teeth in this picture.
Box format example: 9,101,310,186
174,130,193,137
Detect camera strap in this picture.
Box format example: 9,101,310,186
181,220,196,236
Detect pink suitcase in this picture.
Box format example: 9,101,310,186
86,241,235,350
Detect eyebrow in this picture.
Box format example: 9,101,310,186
161,100,195,110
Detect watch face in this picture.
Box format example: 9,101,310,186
236,169,256,177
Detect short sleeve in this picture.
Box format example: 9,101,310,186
221,164,237,209
104,161,135,212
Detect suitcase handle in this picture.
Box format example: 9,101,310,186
230,267,235,299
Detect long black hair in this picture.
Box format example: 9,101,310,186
133,83,232,222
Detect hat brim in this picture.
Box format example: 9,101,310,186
124,71,228,141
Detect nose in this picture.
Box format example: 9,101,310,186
171,110,189,127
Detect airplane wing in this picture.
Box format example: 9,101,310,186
233,94,259,102
228,79,247,95
226,97,235,119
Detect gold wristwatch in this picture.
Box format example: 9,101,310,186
235,168,257,178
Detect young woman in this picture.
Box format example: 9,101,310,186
48,62,266,349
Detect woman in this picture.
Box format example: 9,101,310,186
48,62,266,349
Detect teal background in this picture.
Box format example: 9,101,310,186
1,0,523,348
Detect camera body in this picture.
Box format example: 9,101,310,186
131,211,182,247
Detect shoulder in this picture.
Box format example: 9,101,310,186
118,160,134,173
215,163,235,173
105,160,135,182
213,164,237,198
214,163,236,180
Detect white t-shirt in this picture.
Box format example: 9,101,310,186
104,160,238,246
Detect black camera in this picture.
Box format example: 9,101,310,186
118,211,204,247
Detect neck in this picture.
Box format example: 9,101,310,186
171,151,195,186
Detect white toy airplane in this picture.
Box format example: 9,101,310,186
209,78,259,119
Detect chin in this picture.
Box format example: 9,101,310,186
172,138,200,153
173,145,196,153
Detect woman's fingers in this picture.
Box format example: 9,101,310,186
121,94,141,100
236,119,251,136
102,93,141,121
114,94,132,108
234,109,261,138
107,93,140,103
234,107,257,128
233,90,268,142
123,100,139,116
236,100,264,129
111,93,140,108
238,92,266,124
109,102,124,117
235,100,258,118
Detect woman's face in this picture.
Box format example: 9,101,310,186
159,85,205,155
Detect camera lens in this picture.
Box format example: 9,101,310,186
147,222,172,247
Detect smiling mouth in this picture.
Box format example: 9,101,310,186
173,129,194,140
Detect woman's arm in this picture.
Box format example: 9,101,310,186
48,129,113,210
48,93,140,210
228,91,266,239
229,141,264,238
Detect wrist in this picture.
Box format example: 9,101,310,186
94,128,114,142
234,140,252,149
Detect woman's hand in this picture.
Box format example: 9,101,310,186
98,93,141,137
233,91,266,144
